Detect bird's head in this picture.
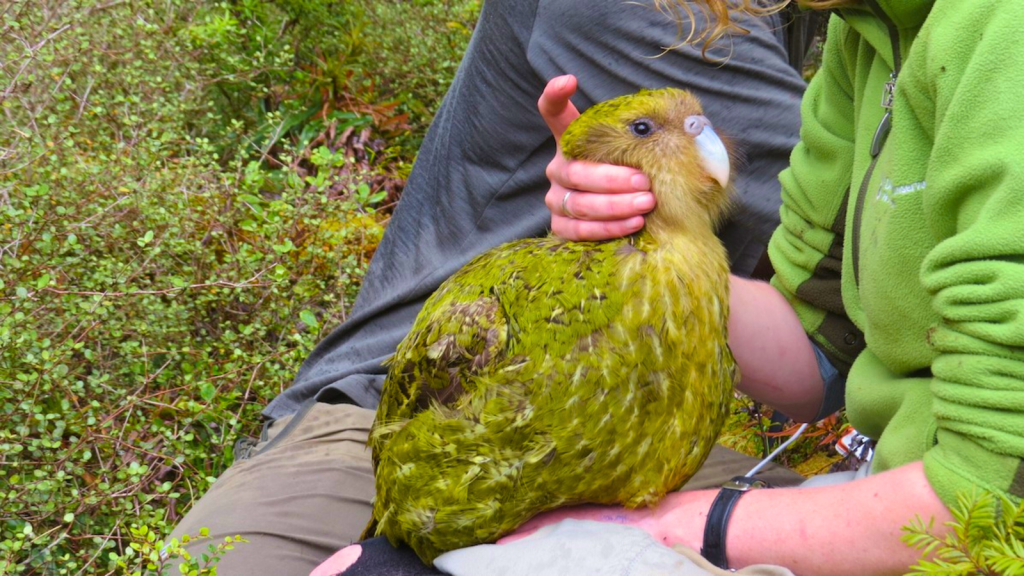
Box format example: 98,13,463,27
561,88,733,238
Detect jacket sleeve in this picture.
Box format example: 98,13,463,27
909,2,1024,506
768,16,865,374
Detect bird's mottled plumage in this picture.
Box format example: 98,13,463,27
366,88,737,564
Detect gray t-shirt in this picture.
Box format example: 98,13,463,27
264,0,808,420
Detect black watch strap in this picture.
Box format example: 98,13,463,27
701,475,765,570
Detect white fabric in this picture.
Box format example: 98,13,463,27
434,519,796,576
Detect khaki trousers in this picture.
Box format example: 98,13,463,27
170,402,805,574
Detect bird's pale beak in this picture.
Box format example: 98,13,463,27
687,116,730,188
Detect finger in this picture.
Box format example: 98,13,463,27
496,529,536,545
309,544,362,576
538,75,580,142
551,214,646,241
545,188,655,221
496,512,549,545
547,158,652,195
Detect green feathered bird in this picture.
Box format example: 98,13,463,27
365,88,737,564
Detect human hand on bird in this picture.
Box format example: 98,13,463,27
498,501,661,544
540,75,656,241
497,489,710,553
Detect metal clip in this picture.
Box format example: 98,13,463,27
881,72,897,110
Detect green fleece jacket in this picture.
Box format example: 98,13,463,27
768,0,1024,508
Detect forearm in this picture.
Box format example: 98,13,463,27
728,275,823,421
657,461,953,575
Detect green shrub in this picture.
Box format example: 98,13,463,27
0,0,477,573
109,526,246,576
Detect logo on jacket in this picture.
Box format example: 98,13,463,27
876,178,926,206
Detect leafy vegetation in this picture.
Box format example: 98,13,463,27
0,0,477,573
719,400,846,476
904,490,1024,576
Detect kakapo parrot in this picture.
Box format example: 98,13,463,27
365,88,737,564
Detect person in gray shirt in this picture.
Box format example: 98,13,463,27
170,1,811,573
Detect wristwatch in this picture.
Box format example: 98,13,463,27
701,475,767,570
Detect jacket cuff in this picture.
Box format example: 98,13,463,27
923,432,1024,510
810,341,847,421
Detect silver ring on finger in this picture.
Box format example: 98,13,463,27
561,190,578,219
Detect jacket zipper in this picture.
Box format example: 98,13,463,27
851,0,901,288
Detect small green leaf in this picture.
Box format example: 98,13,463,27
272,239,295,254
299,309,318,328
63,512,75,523
199,382,216,403
36,274,51,289
25,184,50,197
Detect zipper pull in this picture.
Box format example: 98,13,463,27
871,72,897,157
881,71,896,110
870,111,891,157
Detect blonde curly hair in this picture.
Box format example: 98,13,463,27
652,0,855,56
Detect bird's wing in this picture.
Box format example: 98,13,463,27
370,236,630,459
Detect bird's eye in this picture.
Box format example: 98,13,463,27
629,120,654,137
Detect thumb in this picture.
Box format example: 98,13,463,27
496,528,536,545
538,75,581,143
309,544,362,576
